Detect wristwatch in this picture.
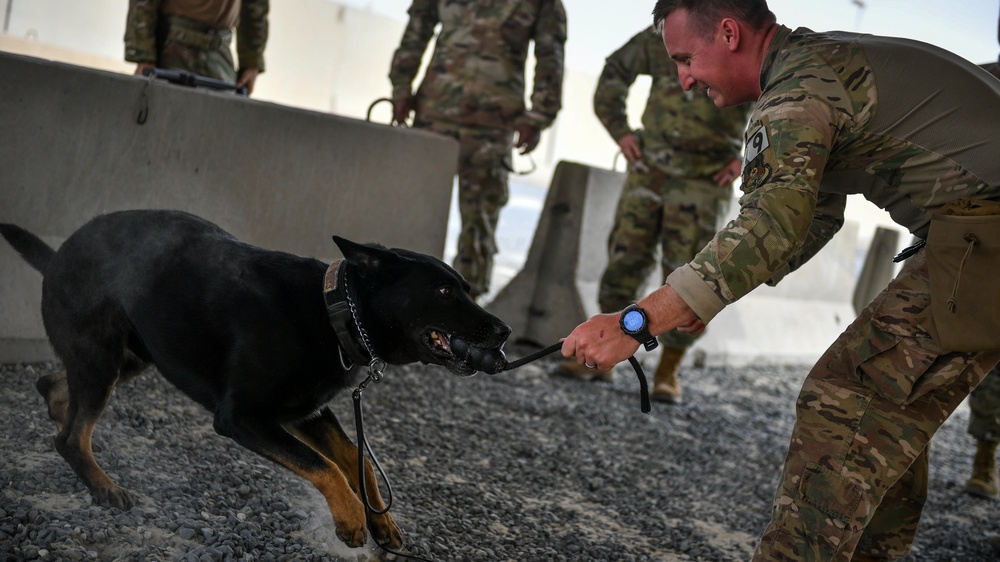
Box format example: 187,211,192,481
620,303,658,352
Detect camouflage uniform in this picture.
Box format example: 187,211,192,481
388,0,566,297
124,0,268,83
592,27,746,348
664,26,1000,560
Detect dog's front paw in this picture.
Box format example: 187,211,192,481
371,511,404,549
334,517,367,548
92,485,136,510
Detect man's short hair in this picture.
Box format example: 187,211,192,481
652,0,775,37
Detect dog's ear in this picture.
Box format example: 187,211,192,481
332,235,391,278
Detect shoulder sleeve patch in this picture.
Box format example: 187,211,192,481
742,117,777,192
743,121,770,167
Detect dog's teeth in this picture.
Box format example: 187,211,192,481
428,330,452,352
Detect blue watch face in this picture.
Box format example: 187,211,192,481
623,310,644,332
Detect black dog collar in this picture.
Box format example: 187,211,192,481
323,259,371,367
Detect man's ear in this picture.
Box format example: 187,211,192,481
721,18,740,51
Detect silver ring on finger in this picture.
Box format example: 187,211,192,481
584,361,597,369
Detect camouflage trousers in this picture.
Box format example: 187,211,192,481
156,15,237,82
598,164,729,348
413,118,512,298
968,363,1000,442
754,250,1000,561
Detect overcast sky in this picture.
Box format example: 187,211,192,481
346,0,999,71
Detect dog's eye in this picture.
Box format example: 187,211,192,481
438,286,452,297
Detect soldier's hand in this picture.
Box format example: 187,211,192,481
617,133,642,163
713,157,743,187
134,62,156,76
237,67,261,95
514,122,541,154
392,94,414,126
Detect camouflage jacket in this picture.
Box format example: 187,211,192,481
593,27,746,176
668,25,1000,322
389,0,566,129
124,0,269,71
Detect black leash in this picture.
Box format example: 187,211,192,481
500,342,651,414
351,342,650,560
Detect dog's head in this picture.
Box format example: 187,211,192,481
333,236,511,376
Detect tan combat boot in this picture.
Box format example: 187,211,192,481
652,346,685,404
964,439,999,498
552,360,613,382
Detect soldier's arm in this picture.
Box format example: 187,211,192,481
236,0,269,74
593,30,648,143
388,0,439,102
666,92,840,323
124,0,161,65
522,0,567,130
763,190,845,286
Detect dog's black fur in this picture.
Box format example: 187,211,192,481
0,209,510,548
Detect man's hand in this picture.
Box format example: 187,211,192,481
393,94,414,126
134,62,156,76
713,156,743,187
617,132,642,164
514,122,541,154
560,284,702,371
560,312,639,372
237,67,261,95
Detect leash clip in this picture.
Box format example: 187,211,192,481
368,358,387,382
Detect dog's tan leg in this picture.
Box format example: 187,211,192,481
266,446,369,547
215,411,370,547
54,399,136,509
285,409,404,549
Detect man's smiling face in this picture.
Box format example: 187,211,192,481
661,8,741,108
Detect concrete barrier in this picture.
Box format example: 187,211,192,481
852,226,901,314
489,160,860,368
486,162,636,346
0,52,458,362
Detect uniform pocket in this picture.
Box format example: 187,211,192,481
856,284,963,405
766,462,867,561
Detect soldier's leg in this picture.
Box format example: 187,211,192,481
851,447,928,561
598,166,667,313
965,365,1000,497
753,252,1000,561
656,174,729,350
555,167,665,383
968,364,1000,442
203,43,238,83
649,174,730,402
453,126,511,299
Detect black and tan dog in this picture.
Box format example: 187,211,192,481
0,209,510,548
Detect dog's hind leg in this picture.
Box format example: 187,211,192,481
214,406,369,548
284,408,404,549
36,370,70,433
53,358,137,509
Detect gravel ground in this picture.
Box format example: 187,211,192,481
2,351,999,561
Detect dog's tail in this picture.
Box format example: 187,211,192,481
0,224,55,275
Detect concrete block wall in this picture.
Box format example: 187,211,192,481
0,52,458,362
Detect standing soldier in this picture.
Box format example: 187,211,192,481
124,0,269,94
388,0,566,300
553,26,746,403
